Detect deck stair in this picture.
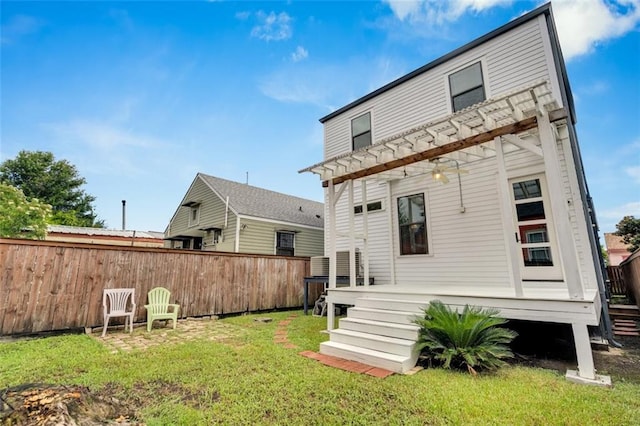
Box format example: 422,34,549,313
320,297,425,373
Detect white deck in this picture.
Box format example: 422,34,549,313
326,284,601,325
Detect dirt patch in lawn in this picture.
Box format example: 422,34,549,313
513,332,640,383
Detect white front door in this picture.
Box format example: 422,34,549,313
510,175,563,281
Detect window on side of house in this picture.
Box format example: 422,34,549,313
189,205,200,227
276,231,295,256
449,62,485,112
351,112,372,150
397,193,428,255
354,200,383,215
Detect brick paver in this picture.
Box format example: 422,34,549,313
93,317,242,352
300,351,395,378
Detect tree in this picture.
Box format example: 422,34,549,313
0,183,51,239
615,215,640,253
0,151,104,227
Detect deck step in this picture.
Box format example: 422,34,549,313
356,297,428,314
347,306,418,325
320,341,418,373
329,329,416,357
339,317,420,340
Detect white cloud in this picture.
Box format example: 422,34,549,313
44,119,169,175
259,55,408,111
382,0,511,24
250,11,292,41
291,46,308,62
551,0,640,60
1,14,44,44
598,201,640,219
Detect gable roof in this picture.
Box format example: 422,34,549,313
604,233,630,251
319,2,575,125
197,173,324,228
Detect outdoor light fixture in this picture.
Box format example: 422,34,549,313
430,158,467,213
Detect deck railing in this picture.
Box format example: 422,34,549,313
0,238,317,336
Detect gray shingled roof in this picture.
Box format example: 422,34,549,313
199,173,324,228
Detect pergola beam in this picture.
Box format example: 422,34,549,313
321,108,567,187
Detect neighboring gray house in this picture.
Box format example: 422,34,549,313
301,3,610,384
165,173,324,257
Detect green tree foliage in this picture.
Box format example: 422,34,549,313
0,183,52,239
413,300,517,375
0,150,104,228
615,215,640,253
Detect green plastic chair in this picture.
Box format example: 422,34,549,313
144,287,180,332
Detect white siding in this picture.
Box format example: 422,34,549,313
324,17,559,160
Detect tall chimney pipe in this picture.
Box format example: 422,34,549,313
121,200,126,230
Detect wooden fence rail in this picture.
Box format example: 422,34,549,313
0,239,317,336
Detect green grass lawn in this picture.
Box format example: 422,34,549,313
1,311,639,425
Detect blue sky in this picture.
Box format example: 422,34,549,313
1,0,639,235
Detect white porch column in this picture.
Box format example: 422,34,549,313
495,136,523,297
348,180,356,287
538,112,584,300
571,323,596,380
327,180,337,331
362,180,370,286
386,181,396,285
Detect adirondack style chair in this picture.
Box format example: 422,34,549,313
102,288,136,337
144,287,180,332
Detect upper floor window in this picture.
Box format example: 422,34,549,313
352,112,371,150
449,62,485,112
397,193,428,255
276,231,295,256
189,205,200,227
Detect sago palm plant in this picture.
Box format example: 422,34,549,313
413,300,517,375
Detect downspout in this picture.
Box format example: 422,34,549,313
225,196,229,228
235,217,241,253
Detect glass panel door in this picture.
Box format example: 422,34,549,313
510,175,562,280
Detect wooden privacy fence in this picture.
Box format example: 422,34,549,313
0,239,317,336
607,266,627,297
620,250,640,307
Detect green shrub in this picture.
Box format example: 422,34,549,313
414,300,517,375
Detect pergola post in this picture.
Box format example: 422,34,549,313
538,112,584,300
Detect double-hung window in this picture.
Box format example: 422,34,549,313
449,62,485,112
351,112,372,150
397,193,428,255
276,231,295,256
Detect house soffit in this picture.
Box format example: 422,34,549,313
300,81,567,186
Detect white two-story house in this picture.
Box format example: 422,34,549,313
300,3,611,385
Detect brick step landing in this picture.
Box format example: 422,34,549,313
299,350,395,378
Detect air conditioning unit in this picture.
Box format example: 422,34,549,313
310,256,330,276
336,250,361,277
311,250,361,277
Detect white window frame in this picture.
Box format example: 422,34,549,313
354,199,384,215
275,231,295,256
351,111,373,151
395,192,430,256
444,59,490,114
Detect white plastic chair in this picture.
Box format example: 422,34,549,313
102,288,136,337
